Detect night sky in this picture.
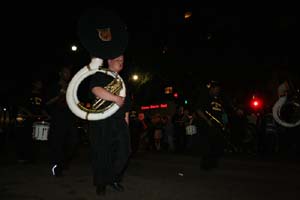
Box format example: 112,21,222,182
1,2,299,105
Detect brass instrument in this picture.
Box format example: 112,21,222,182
273,95,300,128
92,76,123,110
75,68,124,117
205,110,226,131
205,110,238,153
66,58,126,121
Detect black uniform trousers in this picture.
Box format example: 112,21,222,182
89,117,131,186
199,123,225,169
48,110,79,167
15,119,35,162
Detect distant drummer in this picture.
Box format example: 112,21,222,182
15,79,50,164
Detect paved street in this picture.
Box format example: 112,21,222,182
1,142,300,200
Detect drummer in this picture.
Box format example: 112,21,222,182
15,79,50,164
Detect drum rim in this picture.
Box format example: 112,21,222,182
33,121,50,125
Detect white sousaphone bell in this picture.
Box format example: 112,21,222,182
66,8,128,121
272,95,300,128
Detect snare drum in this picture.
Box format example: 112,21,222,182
32,121,50,141
185,125,197,136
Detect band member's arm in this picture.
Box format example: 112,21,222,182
45,89,66,106
18,106,33,118
91,86,124,107
125,112,129,125
45,95,61,106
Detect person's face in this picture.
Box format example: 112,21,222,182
210,86,221,96
138,113,145,121
108,55,124,73
178,106,184,114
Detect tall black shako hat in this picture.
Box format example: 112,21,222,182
78,7,128,59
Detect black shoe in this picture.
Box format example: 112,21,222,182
51,164,63,177
96,185,106,196
109,182,124,192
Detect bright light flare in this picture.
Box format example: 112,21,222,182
250,96,263,110
184,11,192,19
132,74,139,81
71,45,77,51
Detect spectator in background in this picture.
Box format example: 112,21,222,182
162,115,175,152
172,105,186,153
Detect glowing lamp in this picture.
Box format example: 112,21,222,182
250,96,263,110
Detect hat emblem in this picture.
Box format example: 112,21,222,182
97,28,112,42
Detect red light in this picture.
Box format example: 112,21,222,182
150,105,159,109
160,104,168,108
173,92,178,98
250,96,263,110
141,103,168,110
141,106,150,110
253,101,259,106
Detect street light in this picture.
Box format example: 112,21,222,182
184,11,192,20
71,45,78,51
132,74,139,81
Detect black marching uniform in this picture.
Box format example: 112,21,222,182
88,71,131,188
196,93,227,170
47,82,79,176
